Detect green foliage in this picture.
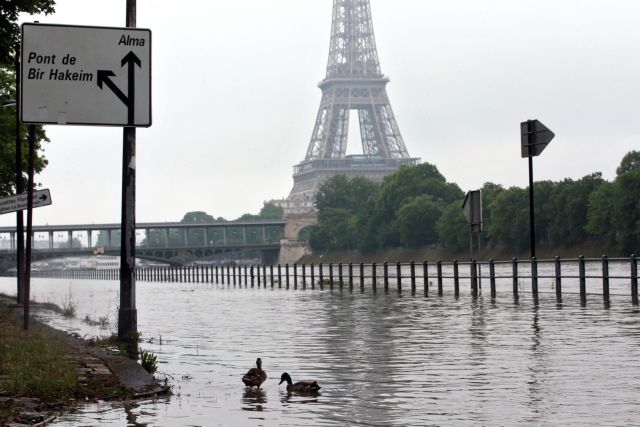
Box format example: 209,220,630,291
436,201,469,252
258,202,284,220
394,195,443,248
487,187,530,251
182,211,215,223
139,349,158,374
616,150,640,177
310,176,378,252
0,0,56,67
0,1,53,198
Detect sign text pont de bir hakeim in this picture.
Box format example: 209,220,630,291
20,23,151,127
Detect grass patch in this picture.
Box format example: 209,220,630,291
0,305,78,400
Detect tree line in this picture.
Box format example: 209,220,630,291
310,151,640,256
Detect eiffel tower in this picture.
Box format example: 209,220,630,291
284,0,420,212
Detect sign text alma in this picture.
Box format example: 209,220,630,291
119,34,145,46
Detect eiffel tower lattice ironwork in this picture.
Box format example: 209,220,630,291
285,0,419,212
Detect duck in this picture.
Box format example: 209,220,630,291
242,358,267,388
279,372,321,393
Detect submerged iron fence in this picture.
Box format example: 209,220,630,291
20,255,640,306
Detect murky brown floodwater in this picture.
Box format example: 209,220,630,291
1,272,639,426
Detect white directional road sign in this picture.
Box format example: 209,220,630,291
20,23,151,127
0,189,52,215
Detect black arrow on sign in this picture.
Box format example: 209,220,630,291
122,51,142,125
97,51,142,126
38,195,47,202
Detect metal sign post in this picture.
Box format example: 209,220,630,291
119,0,138,347
20,9,151,335
521,120,555,259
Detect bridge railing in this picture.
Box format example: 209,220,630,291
14,255,639,306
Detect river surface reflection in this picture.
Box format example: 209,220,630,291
1,277,639,426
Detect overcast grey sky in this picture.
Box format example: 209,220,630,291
5,0,640,226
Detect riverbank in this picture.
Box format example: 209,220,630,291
0,295,169,425
299,241,619,264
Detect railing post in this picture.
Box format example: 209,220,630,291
293,264,297,290
329,263,334,291
396,262,402,294
319,263,323,290
489,259,496,299
437,261,443,296
302,264,306,290
631,254,638,306
602,255,610,306
410,261,416,295
285,263,290,290
348,263,353,293
512,258,519,301
278,264,282,289
383,262,389,293
250,266,255,287
270,264,274,288
263,265,267,290
423,261,429,297
372,262,377,294
338,262,343,291
453,260,459,298
579,255,586,306
232,265,236,286
471,259,478,298
531,257,538,297
310,263,315,290
555,256,562,301
359,263,364,294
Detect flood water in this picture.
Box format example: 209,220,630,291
1,273,639,426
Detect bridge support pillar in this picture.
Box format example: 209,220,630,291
48,231,53,249
279,239,311,265
10,232,15,251
68,231,72,248
87,230,92,248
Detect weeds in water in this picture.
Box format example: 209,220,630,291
61,293,77,318
140,349,158,374
83,314,111,329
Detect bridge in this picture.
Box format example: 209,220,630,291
0,220,288,266
0,213,317,267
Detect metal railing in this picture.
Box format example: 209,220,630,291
19,255,639,306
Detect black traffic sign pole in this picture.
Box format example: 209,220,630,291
522,119,554,260
23,124,36,330
527,120,536,259
14,47,25,305
119,0,137,349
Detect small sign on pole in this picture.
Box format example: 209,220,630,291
462,190,483,258
0,189,52,215
462,190,483,233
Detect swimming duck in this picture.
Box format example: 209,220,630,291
242,358,267,388
279,372,321,392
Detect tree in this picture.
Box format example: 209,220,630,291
311,176,379,251
487,187,530,251
258,202,283,220
0,1,54,197
364,163,463,250
394,195,443,248
182,211,215,223
616,150,640,177
436,200,469,252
